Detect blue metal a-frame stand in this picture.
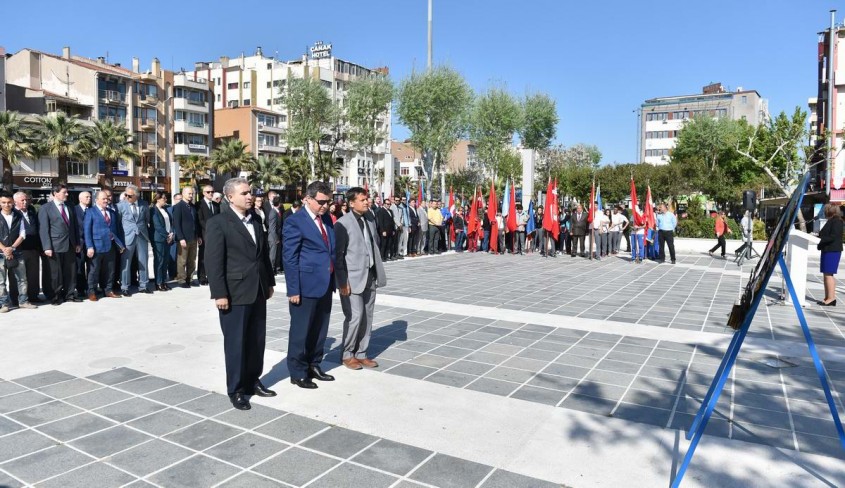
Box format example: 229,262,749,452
671,255,845,487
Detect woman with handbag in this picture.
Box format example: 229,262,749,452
818,203,843,306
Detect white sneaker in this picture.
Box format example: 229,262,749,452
19,302,37,309
0,305,9,313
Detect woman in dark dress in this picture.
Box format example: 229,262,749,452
818,203,843,306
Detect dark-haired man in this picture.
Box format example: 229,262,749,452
38,184,81,305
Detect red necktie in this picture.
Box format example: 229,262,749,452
60,204,69,225
316,216,333,273
104,210,111,225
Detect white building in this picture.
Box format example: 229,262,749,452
0,46,6,112
640,82,768,165
189,44,393,196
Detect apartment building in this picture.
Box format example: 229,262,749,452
0,46,6,112
640,82,768,165
812,22,845,201
190,43,392,196
4,46,213,197
391,140,477,182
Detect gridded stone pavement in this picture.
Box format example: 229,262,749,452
0,369,559,488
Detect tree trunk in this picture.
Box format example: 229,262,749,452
104,159,115,190
1,157,12,192
57,155,68,185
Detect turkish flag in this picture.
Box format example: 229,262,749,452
487,180,498,253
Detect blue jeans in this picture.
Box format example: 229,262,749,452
0,254,28,306
481,230,490,251
631,234,645,260
455,231,466,252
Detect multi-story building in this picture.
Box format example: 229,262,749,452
640,82,768,165
190,43,392,197
4,46,213,198
391,140,477,185
0,46,6,112
812,22,845,201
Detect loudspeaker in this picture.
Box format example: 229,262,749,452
742,190,756,212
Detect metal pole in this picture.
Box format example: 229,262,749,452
828,10,836,197
427,0,433,71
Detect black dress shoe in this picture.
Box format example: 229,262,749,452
163,283,172,291
254,381,277,397
70,296,84,302
229,392,251,410
181,282,191,289
137,289,153,294
51,298,64,306
308,365,335,381
199,279,209,286
291,378,318,389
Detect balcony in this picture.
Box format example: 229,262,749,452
98,116,126,126
99,90,126,104
138,94,158,106
138,72,157,82
257,123,284,134
175,143,209,157
174,73,209,90
137,118,156,131
174,120,209,135
173,97,208,112
258,143,286,153
138,142,155,154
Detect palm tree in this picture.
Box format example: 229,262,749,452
36,112,87,185
210,139,256,178
248,155,285,192
394,175,413,198
177,155,211,188
314,153,344,182
279,155,310,195
0,111,33,192
87,119,139,189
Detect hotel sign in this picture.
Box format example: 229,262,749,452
310,41,332,60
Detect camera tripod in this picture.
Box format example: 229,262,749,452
734,233,760,266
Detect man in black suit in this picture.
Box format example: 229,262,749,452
73,191,91,297
172,186,200,288
374,196,395,261
10,192,42,305
570,204,588,258
206,178,276,410
283,181,336,389
38,184,82,305
196,184,220,286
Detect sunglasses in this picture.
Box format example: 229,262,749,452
204,190,213,194
312,198,331,206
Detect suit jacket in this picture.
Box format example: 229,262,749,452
335,211,386,294
205,206,275,305
84,206,125,253
18,205,41,251
197,198,220,238
172,200,199,242
117,200,150,246
149,206,173,243
375,206,395,236
417,206,429,231
266,205,282,245
73,205,90,246
39,201,79,253
282,208,336,298
571,211,588,236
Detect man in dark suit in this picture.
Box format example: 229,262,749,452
172,186,200,288
38,184,82,305
84,190,125,300
73,191,91,297
283,181,336,389
374,196,395,261
10,192,42,305
335,187,387,370
206,177,276,410
196,184,220,285
571,204,588,258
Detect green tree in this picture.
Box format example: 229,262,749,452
0,111,34,192
278,154,310,195
283,77,336,179
177,155,211,188
210,139,256,178
35,112,88,185
314,153,344,182
248,155,285,192
520,93,558,181
539,144,602,202
469,87,522,183
448,166,485,199
346,74,394,188
87,119,139,189
394,175,413,197
396,66,473,199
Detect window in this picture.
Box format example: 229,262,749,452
267,99,272,106
321,80,332,89
67,160,88,176
217,94,221,102
272,80,285,87
257,113,277,127
227,82,238,90
741,95,747,104
266,63,272,69
400,167,409,176
216,78,221,86
227,100,239,108
243,81,250,89
188,112,206,127
258,133,278,147
174,133,207,145
243,99,251,106
267,81,271,88
273,97,284,106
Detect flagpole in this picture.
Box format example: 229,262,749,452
589,176,594,261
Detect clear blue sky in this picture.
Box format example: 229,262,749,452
3,0,830,164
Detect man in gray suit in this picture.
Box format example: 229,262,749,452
335,187,387,370
38,184,81,305
417,200,429,255
117,185,151,295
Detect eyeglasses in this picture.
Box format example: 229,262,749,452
125,194,136,199
312,198,331,206
204,190,213,194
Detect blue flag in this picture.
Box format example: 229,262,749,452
596,184,603,212
526,200,536,234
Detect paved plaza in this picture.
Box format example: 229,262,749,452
1,250,845,487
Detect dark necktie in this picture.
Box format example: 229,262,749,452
316,216,333,273
59,204,69,225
